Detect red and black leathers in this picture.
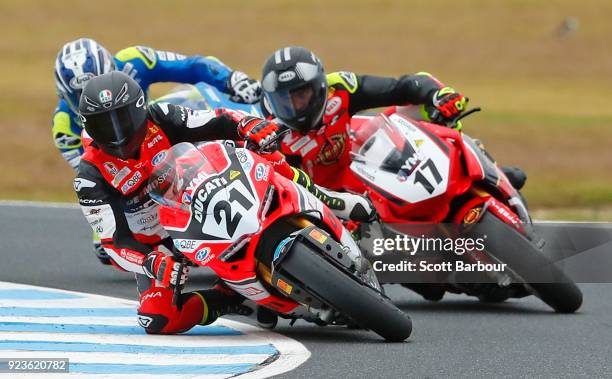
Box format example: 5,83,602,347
74,102,247,334
279,72,445,191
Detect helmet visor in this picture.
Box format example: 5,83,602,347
266,84,316,122
83,104,147,147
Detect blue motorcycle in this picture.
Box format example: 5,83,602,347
153,82,263,116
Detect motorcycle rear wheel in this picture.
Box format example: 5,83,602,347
466,212,582,313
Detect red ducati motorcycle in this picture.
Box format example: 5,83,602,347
149,141,413,341
342,106,582,313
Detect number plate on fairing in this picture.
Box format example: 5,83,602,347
350,114,449,204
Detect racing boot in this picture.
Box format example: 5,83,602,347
291,168,376,222
92,231,112,265
501,166,527,190
195,288,253,326
256,306,278,329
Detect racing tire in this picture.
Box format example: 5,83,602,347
466,212,583,313
279,240,412,342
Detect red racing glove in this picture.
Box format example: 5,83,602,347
430,87,468,121
143,251,189,288
237,116,279,150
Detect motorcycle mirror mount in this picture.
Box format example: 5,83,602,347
448,107,482,129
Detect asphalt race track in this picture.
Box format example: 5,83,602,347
1,202,611,378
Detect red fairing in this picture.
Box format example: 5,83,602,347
156,142,353,315
345,105,525,225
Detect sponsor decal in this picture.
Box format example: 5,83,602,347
174,239,199,251
88,208,101,215
141,291,162,302
229,170,241,180
339,71,357,91
254,163,270,181
69,72,94,90
236,149,249,163
137,315,153,328
137,214,156,225
79,198,103,205
308,229,328,244
147,134,163,148
278,71,296,82
136,46,157,66
315,133,346,165
390,113,417,132
354,165,376,181
193,177,229,223
491,201,520,225
119,248,145,265
121,171,143,193
463,207,482,225
236,286,264,297
112,167,131,186
195,247,211,262
145,125,160,140
415,139,424,148
151,150,167,166
73,178,96,192
276,279,293,295
325,96,342,116
99,89,112,103
103,162,119,176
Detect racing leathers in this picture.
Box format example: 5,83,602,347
54,45,251,170
278,71,446,191
74,103,373,333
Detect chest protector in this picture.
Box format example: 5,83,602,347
280,88,354,189
82,121,173,195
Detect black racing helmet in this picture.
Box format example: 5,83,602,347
79,71,148,160
261,47,327,133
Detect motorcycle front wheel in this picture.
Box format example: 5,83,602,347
279,238,413,342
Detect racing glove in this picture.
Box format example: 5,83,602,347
228,71,262,104
237,116,279,150
428,87,468,124
143,251,189,288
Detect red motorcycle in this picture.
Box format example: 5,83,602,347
148,141,413,341
335,106,582,313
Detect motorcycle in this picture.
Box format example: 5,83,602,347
340,105,582,313
148,140,413,341
152,83,582,313
153,82,263,117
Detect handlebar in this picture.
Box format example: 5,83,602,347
246,128,290,154
447,107,482,129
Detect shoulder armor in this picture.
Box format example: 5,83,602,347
327,71,359,94
115,46,157,69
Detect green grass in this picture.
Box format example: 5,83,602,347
0,0,611,220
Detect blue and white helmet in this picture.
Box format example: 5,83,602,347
54,38,115,113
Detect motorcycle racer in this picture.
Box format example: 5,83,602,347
74,72,373,332
261,46,526,192
54,38,261,264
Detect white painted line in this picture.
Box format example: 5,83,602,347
0,351,269,365
0,282,310,378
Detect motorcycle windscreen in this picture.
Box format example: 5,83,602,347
349,114,450,203
149,142,220,211
351,114,415,175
